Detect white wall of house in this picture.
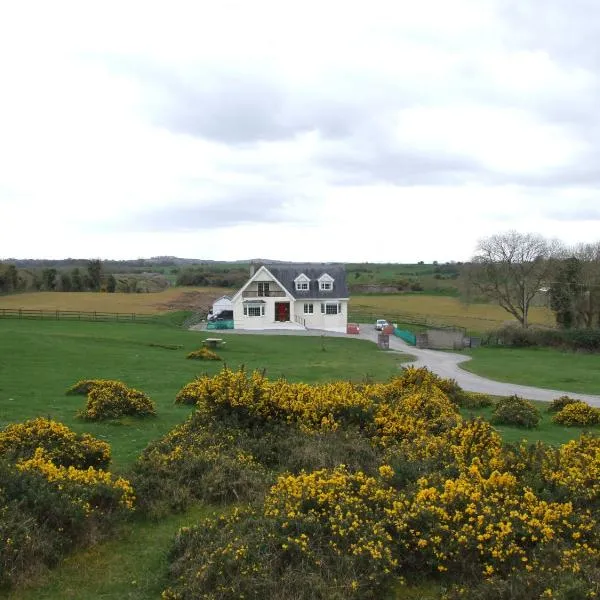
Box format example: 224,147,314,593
212,296,233,315
233,269,297,329
294,299,348,333
232,266,349,332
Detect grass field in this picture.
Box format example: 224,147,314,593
350,294,555,332
462,347,600,396
0,319,406,470
1,317,596,600
0,287,230,314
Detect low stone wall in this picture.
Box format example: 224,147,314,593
416,329,467,350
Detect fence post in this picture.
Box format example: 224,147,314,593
94,311,97,321
56,310,59,320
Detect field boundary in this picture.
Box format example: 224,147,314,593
0,308,156,323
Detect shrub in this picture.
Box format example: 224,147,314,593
186,347,222,361
541,434,600,506
0,450,134,589
65,379,109,396
547,395,580,413
77,380,156,420
491,395,540,429
0,417,111,469
132,411,271,516
552,402,600,427
458,391,494,409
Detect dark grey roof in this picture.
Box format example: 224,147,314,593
263,263,349,299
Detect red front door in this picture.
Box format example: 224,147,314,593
275,302,290,322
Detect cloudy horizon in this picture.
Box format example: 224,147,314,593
1,0,600,262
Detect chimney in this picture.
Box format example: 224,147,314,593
249,261,255,277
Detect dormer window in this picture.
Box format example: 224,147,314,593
318,273,334,291
294,273,310,292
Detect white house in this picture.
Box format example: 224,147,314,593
211,295,233,317
232,264,349,333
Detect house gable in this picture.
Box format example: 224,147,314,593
232,266,294,302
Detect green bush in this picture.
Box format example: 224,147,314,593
552,402,600,427
491,395,541,429
547,395,580,413
0,454,134,590
459,391,494,409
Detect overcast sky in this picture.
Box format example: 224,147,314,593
1,0,599,262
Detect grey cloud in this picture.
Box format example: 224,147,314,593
101,55,367,144
117,192,310,233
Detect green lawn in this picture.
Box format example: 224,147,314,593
6,505,212,600
0,319,406,470
462,347,600,396
459,399,600,446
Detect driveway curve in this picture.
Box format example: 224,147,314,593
356,326,600,407
190,323,600,407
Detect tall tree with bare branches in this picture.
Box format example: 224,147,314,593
465,231,561,328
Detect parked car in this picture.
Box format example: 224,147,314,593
347,323,360,334
375,319,389,331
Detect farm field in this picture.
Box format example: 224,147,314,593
350,294,555,332
462,347,600,396
0,319,406,469
0,287,230,314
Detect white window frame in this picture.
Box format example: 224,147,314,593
321,303,339,315
304,303,314,314
319,281,333,291
244,304,265,317
296,281,309,291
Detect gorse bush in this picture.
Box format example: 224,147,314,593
186,347,222,361
0,417,111,469
154,367,600,599
552,402,600,427
491,395,541,429
0,421,134,590
459,391,494,409
547,395,580,413
66,379,108,396
73,379,156,420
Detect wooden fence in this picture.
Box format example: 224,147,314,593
0,308,156,323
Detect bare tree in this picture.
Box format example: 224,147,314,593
466,231,562,328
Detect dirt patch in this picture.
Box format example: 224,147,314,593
152,289,230,313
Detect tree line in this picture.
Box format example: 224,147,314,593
465,231,600,330
0,260,116,293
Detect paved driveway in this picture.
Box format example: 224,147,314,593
356,326,600,407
